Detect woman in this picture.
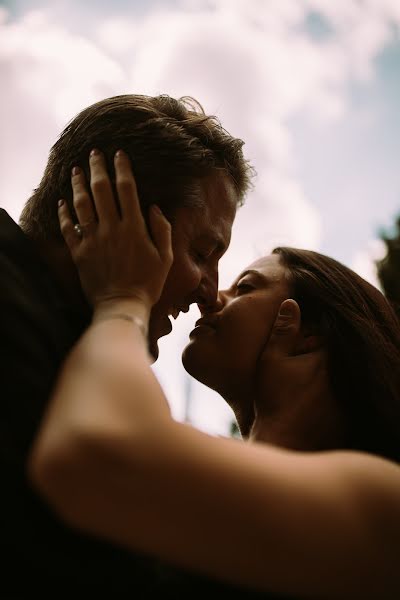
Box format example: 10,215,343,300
182,247,400,461
28,152,400,599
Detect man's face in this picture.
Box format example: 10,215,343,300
148,174,238,359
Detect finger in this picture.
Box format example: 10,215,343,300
71,166,97,225
267,299,302,358
114,150,146,229
89,149,119,223
58,199,79,252
149,205,173,266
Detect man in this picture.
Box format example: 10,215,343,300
1,94,252,596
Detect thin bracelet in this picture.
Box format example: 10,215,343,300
94,313,148,340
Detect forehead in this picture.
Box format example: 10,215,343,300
245,254,287,282
174,174,238,249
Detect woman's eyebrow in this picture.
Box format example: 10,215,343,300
236,269,269,283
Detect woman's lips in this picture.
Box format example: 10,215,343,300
189,322,215,338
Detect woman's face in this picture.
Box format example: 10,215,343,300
182,253,291,395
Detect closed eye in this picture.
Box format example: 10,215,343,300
236,282,254,294
193,247,215,263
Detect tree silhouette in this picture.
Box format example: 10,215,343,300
377,215,400,319
229,420,241,439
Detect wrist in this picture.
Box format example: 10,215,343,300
93,297,151,328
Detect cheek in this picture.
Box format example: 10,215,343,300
245,300,283,359
221,303,273,367
177,255,201,288
164,254,201,297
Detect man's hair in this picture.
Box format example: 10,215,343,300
20,94,254,240
274,247,400,464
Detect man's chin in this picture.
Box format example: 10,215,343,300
149,338,159,362
148,314,173,362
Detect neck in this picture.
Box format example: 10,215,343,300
218,384,257,439
248,389,345,451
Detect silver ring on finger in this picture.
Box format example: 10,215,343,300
74,220,96,239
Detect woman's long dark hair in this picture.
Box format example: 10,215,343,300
273,247,400,464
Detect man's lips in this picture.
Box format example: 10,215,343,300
154,305,190,339
153,314,173,338
163,315,173,335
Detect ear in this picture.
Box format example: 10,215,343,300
296,332,324,355
272,299,323,356
296,314,324,354
269,299,302,357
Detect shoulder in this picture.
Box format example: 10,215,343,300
309,449,400,503
323,450,400,529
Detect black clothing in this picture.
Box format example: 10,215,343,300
0,210,293,599
0,209,158,595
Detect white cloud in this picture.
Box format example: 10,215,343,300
96,16,140,55
308,0,397,80
0,8,125,218
1,0,400,432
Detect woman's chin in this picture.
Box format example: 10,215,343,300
182,342,201,377
182,342,214,388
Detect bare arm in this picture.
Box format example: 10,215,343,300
28,152,400,599
28,316,400,599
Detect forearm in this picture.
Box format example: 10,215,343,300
28,298,172,496
53,314,171,431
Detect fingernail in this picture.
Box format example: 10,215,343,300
152,204,162,215
115,149,125,158
90,148,100,157
58,199,64,207
72,166,81,176
278,302,293,318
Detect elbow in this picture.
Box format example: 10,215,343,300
27,424,107,528
27,418,162,533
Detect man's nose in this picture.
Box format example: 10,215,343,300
198,290,225,315
196,267,219,314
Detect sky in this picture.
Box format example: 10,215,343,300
1,0,400,434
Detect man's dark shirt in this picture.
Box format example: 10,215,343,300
0,209,292,599
0,209,165,596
